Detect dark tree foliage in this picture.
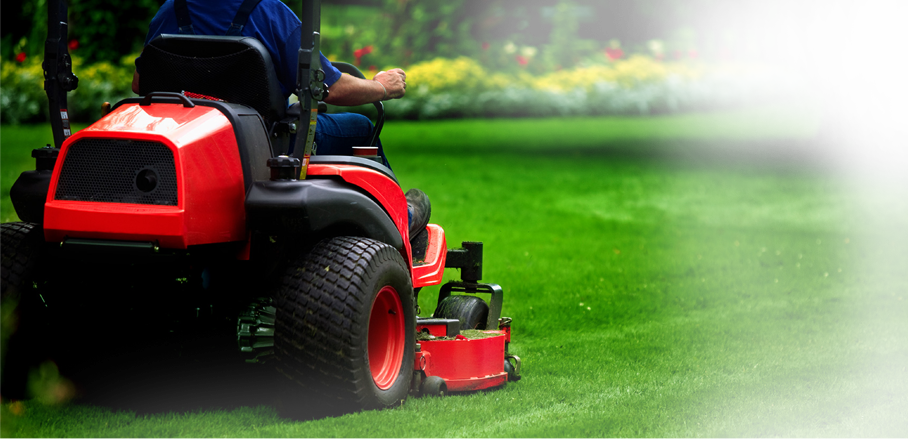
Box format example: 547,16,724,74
817,0,908,142
1,0,50,61
1,0,162,64
0,0,310,64
471,0,711,50
68,0,163,63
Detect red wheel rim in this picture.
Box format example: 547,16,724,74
368,286,405,390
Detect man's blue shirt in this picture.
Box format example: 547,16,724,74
139,0,341,97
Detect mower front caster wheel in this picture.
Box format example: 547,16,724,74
421,375,446,397
433,294,489,330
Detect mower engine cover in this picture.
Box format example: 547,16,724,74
43,98,271,249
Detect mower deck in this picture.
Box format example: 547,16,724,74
416,318,513,392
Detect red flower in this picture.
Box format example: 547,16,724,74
481,42,490,51
15,52,26,63
717,46,735,61
68,39,79,50
368,65,377,71
604,47,624,61
688,49,699,59
353,45,374,66
515,55,528,66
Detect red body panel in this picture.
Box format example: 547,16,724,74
43,103,247,249
416,332,508,392
306,164,415,277
412,224,447,288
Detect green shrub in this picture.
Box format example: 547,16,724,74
1,58,46,124
377,0,478,67
378,55,774,120
1,55,136,124
66,55,136,122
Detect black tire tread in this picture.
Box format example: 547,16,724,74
1,222,44,302
1,221,47,399
274,236,413,412
433,294,489,330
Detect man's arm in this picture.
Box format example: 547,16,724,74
132,62,406,104
323,68,407,106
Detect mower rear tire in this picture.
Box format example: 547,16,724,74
433,295,489,330
1,222,50,399
274,236,415,414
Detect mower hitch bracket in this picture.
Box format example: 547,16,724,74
445,241,483,282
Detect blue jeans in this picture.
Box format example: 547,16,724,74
314,113,415,229
313,113,391,169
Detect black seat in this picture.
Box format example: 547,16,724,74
138,34,286,125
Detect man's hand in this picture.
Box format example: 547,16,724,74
324,68,407,106
373,68,407,100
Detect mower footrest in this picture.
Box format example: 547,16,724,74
412,224,446,288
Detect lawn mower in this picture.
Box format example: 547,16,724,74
0,0,520,413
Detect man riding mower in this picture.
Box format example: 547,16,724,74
1,0,521,415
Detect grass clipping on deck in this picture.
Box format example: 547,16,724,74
417,329,503,341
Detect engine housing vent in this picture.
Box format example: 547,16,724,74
55,138,178,206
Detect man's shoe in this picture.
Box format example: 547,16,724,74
406,188,431,239
410,228,429,263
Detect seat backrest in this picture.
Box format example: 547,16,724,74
138,34,286,124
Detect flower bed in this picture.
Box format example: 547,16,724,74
378,55,809,119
2,54,779,123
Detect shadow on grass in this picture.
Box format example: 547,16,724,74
61,360,275,414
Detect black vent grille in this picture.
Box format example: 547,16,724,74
55,139,178,206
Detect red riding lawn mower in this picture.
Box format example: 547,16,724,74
1,0,520,414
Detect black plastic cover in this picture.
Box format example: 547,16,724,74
10,147,60,222
245,177,403,249
10,170,53,223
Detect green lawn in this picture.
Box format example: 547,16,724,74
2,107,906,437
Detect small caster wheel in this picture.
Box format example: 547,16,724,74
421,376,447,397
433,295,489,329
505,355,521,382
